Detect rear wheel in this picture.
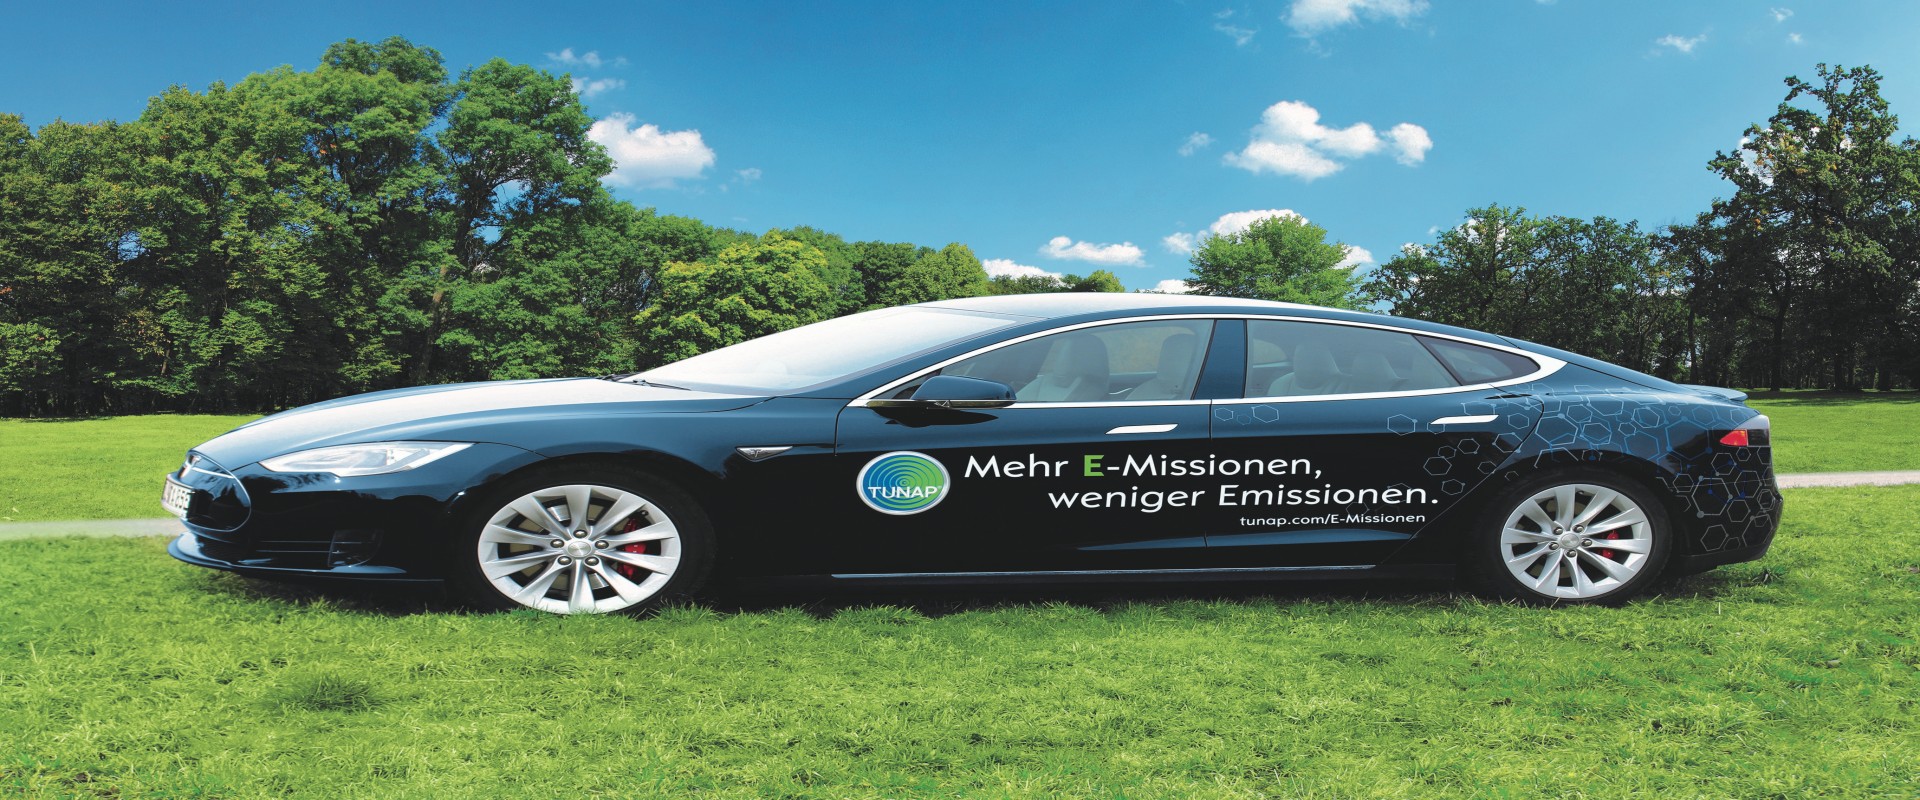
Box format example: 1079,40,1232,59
450,467,714,615
1467,470,1671,605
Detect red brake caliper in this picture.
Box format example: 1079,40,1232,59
614,516,653,580
1598,530,1623,561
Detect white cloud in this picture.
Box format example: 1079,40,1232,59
587,113,716,189
736,167,762,183
1787,32,1803,44
1224,100,1427,180
546,48,626,69
1215,22,1257,46
1040,236,1146,266
570,77,626,98
1151,279,1194,294
1385,122,1433,164
1770,7,1793,22
1162,209,1304,256
1285,0,1428,36
1657,33,1707,54
1225,140,1344,180
983,259,1064,282
1337,245,1374,269
1178,132,1215,156
1210,208,1303,236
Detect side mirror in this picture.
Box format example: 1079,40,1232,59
869,375,1016,410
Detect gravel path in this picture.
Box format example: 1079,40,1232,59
1,472,1914,540
1774,470,1920,488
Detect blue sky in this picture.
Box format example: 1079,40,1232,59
6,1,1919,291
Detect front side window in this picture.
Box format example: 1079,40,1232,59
931,319,1215,403
1246,320,1457,398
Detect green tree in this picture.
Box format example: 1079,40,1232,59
1184,215,1363,308
860,242,987,307
985,268,1126,294
632,237,834,365
1696,63,1920,389
1363,205,1541,325
417,57,612,383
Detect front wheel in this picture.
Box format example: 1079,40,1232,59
1467,470,1672,606
449,467,715,615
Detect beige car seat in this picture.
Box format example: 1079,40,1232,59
1125,333,1199,401
1015,335,1111,402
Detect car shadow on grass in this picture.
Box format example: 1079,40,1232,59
193,567,1765,620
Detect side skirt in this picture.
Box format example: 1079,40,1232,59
740,563,1454,588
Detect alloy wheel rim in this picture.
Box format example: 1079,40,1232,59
1499,483,1653,600
477,484,681,614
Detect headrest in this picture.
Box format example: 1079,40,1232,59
1291,341,1340,388
1056,335,1110,381
1156,333,1197,381
1350,352,1400,381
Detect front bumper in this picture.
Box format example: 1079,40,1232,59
162,442,543,582
168,532,442,584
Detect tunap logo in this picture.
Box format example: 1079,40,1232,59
856,451,950,515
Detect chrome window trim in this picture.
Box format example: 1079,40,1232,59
847,313,1564,409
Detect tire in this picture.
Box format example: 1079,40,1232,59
448,465,716,615
1464,468,1673,606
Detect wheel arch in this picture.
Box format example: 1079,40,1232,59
1388,447,1695,566
438,449,726,543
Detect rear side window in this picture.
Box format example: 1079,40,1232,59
1246,320,1457,398
1419,337,1539,383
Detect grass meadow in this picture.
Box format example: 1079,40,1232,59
0,415,258,522
0,486,1915,797
1745,391,1920,473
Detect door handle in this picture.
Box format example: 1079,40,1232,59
1429,414,1497,426
1107,424,1178,435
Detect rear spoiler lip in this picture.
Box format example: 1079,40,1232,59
1681,384,1748,403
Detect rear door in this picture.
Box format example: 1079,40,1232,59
1202,318,1544,567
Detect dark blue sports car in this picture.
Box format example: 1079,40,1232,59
165,294,1779,613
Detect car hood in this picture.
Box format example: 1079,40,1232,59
194,378,764,468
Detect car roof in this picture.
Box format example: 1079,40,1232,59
916,292,1516,347
919,292,1324,319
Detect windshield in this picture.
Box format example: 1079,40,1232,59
634,306,1023,394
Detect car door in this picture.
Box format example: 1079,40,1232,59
826,318,1226,574
1202,318,1544,567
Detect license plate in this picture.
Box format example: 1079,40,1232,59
162,478,193,520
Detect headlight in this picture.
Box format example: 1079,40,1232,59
259,442,473,477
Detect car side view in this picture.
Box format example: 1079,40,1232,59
164,293,1781,613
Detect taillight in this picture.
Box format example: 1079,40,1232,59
1717,415,1770,447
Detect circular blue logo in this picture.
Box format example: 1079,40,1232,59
856,451,950,515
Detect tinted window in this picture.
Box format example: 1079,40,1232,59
1245,320,1457,398
1419,337,1540,383
937,320,1214,403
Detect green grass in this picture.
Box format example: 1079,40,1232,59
1744,391,1920,473
1,486,1916,798
0,415,258,522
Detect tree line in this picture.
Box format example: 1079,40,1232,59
0,38,1121,416
1187,64,1919,391
2,43,1913,417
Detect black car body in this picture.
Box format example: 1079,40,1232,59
167,294,1780,610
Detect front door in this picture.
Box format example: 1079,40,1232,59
828,318,1222,574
